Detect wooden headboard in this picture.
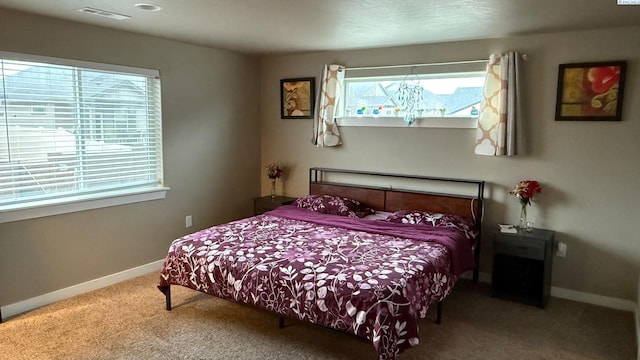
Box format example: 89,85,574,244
308,167,485,282
308,168,484,223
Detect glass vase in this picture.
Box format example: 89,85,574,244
270,178,276,199
518,203,527,229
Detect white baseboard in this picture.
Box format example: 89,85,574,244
1,259,164,321
469,271,637,312
1,266,637,324
469,270,640,359
550,286,636,312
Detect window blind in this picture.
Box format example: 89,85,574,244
0,54,163,210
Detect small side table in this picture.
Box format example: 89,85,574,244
253,195,296,215
492,228,555,308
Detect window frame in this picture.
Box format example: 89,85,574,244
336,116,478,128
0,51,168,223
337,63,486,129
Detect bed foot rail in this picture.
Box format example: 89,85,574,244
435,302,442,324
279,317,285,328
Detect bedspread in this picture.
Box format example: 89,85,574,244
158,206,475,359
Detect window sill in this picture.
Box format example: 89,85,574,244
336,116,478,128
0,187,170,224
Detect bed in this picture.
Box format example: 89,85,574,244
158,167,484,359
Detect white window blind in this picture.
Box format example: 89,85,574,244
0,53,164,214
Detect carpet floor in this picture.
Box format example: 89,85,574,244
0,272,636,360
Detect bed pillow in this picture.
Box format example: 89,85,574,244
292,194,374,218
385,210,478,239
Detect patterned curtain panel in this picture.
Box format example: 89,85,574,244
474,52,521,156
312,64,345,147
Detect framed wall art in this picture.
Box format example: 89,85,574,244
280,77,315,119
555,61,627,121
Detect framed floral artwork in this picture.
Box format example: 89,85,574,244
555,61,626,121
280,77,315,119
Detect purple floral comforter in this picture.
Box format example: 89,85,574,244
158,206,476,359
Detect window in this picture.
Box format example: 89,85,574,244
0,52,166,222
337,62,486,128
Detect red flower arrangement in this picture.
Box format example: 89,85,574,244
266,162,283,179
509,180,542,206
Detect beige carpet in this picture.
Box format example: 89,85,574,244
0,272,636,360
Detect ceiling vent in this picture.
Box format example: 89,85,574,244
77,7,131,20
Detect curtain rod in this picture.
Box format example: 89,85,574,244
345,54,528,71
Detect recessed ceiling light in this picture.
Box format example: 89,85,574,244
135,3,162,11
77,7,130,20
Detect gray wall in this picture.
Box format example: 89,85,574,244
0,9,261,305
1,7,638,307
259,26,640,301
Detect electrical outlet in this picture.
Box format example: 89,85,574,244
185,215,192,228
556,242,567,257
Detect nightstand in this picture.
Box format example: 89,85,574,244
253,195,296,215
492,228,555,308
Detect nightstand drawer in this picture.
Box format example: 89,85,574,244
494,236,546,260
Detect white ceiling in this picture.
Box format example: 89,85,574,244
1,0,639,55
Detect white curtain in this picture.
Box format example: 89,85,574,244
313,64,344,147
474,52,522,156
